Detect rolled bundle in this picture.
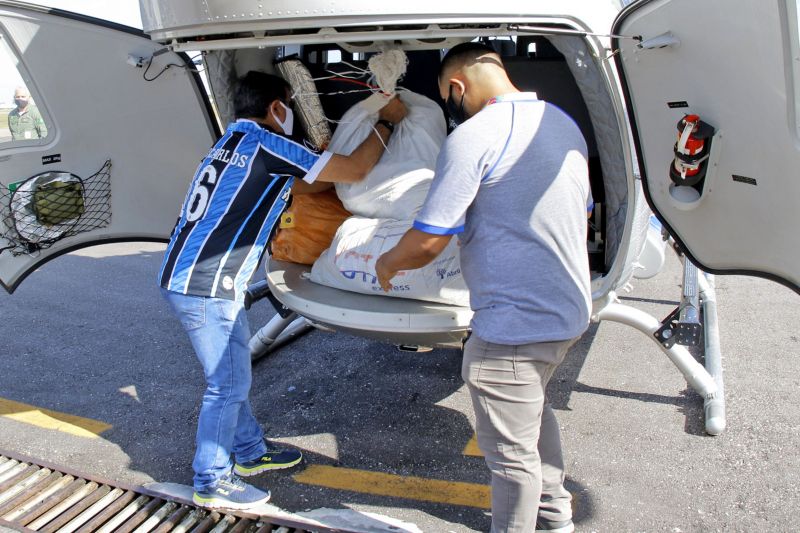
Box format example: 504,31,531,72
275,58,332,150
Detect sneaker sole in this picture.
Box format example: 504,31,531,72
233,457,302,477
192,492,271,510
535,524,575,533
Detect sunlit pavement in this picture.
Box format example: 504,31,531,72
0,242,798,531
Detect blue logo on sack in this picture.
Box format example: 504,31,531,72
341,270,377,284
436,267,461,279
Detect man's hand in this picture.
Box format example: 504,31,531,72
375,253,399,292
379,96,407,124
315,95,407,184
375,229,454,292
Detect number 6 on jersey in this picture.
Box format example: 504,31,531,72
185,165,218,222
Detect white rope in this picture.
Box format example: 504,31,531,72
339,60,372,74
323,115,391,153
371,124,391,152
367,49,408,95
312,70,368,82
277,53,405,149
297,88,377,97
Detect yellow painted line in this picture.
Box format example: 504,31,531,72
463,433,483,457
0,398,111,438
294,465,491,509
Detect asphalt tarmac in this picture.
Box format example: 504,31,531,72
0,242,798,532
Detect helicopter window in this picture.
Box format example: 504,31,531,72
326,49,343,63
0,30,52,146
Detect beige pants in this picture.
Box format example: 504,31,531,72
462,335,576,533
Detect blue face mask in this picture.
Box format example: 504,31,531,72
446,85,467,126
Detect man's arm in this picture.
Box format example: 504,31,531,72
375,229,453,291
30,107,46,138
315,96,407,184
376,122,489,292
36,116,47,139
291,180,333,195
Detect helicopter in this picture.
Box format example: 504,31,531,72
0,0,797,438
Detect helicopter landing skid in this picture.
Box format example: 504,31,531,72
594,269,725,436
249,312,314,362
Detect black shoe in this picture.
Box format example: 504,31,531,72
535,518,575,533
234,443,303,477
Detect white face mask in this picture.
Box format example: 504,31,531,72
272,101,294,136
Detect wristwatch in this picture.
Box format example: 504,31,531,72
376,119,395,133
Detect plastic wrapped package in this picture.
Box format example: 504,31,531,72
270,188,351,265
275,58,332,150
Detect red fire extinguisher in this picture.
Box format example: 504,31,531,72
669,114,714,187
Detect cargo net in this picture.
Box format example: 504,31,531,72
0,159,112,256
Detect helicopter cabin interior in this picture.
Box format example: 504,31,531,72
201,33,636,269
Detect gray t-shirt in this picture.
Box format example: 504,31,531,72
414,92,592,346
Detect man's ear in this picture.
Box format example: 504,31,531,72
449,78,466,98
440,78,460,101
266,99,283,121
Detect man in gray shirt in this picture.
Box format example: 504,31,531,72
376,42,592,533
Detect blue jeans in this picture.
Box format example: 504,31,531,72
161,288,267,491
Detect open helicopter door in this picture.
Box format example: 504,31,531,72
0,3,217,293
613,0,800,293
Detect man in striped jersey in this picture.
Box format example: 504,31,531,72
159,71,406,510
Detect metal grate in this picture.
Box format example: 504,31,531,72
0,450,344,533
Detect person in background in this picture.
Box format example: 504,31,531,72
375,43,592,533
8,87,47,141
160,71,406,510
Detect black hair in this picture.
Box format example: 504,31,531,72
234,71,291,119
439,42,500,78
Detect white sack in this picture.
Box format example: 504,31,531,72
311,216,469,306
331,91,447,220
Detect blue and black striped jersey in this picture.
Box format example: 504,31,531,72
159,119,330,302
